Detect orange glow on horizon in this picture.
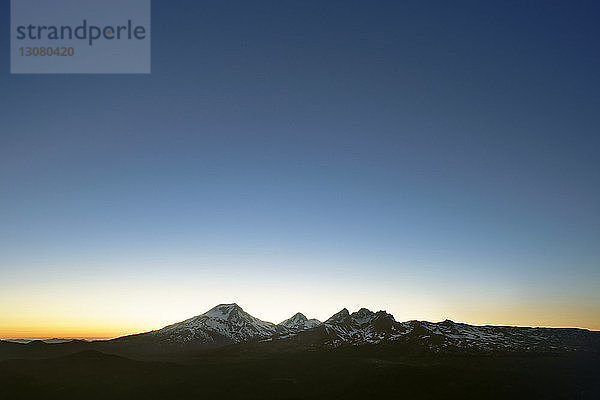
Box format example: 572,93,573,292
2,277,599,339
0,325,140,341
2,313,599,340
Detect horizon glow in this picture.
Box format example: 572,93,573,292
1,1,599,338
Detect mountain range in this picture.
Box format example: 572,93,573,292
2,303,599,399
3,303,597,358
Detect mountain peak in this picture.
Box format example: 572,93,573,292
350,308,375,324
280,312,321,330
326,308,350,324
151,303,278,347
204,303,243,319
292,312,307,320
280,312,307,326
442,319,455,324
215,303,241,310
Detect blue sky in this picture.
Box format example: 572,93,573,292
1,1,599,336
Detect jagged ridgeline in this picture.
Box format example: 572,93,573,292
2,303,598,358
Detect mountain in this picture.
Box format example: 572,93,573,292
3,338,79,344
324,308,350,324
323,308,403,345
287,308,598,354
256,307,600,355
279,313,321,331
112,303,282,351
398,319,600,353
271,307,406,350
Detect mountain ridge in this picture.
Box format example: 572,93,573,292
2,303,599,358
101,303,600,355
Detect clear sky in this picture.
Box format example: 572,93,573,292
1,0,599,338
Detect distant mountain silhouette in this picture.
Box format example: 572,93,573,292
2,303,599,359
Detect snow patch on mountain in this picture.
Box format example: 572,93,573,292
113,303,600,354
145,303,279,346
325,308,350,324
280,313,321,331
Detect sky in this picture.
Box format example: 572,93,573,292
1,0,599,338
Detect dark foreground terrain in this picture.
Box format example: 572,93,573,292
3,305,599,399
1,344,599,400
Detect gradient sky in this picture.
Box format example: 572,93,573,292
1,0,599,338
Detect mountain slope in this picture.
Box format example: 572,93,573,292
256,307,600,354
279,313,321,331
112,303,282,351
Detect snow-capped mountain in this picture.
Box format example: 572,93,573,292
324,308,350,324
318,308,405,347
114,303,282,350
159,303,278,340
279,313,321,331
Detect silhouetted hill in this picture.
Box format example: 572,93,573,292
1,346,598,399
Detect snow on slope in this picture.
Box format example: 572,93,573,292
279,313,321,331
113,303,599,354
321,307,406,346
143,303,280,346
317,309,596,352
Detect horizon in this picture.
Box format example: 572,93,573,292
2,1,599,340
2,301,599,340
